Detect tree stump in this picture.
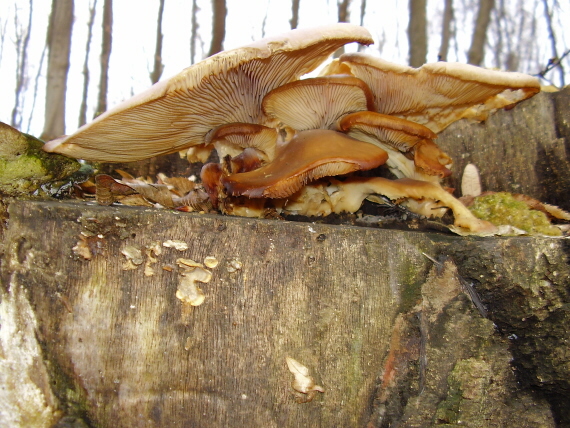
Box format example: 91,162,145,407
1,87,569,427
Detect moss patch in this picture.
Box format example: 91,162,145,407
0,122,79,195
469,192,561,236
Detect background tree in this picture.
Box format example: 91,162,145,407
208,0,227,57
150,0,165,84
438,0,454,61
542,0,565,86
41,0,73,141
95,0,112,117
290,0,300,29
467,0,494,66
408,0,427,66
78,0,97,127
11,0,33,130
190,0,200,64
334,0,351,57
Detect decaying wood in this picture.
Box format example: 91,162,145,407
438,86,570,211
1,198,568,427
1,88,570,427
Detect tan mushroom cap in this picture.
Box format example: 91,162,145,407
338,111,452,179
261,75,375,131
222,129,388,198
204,123,278,161
43,24,373,162
321,53,541,133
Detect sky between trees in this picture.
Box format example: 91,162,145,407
0,0,568,140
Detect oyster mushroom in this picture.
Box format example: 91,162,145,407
321,53,541,133
337,111,451,182
261,75,375,131
276,176,497,234
43,24,373,162
204,123,278,162
222,129,388,199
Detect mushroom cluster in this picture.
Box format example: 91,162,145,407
44,24,541,234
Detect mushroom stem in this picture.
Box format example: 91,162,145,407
276,176,497,234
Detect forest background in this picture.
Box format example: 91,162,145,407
0,0,568,143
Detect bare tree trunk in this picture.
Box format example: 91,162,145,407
290,0,300,29
150,0,165,84
261,0,269,38
438,0,453,61
41,0,74,141
79,0,98,128
25,46,46,133
96,0,113,117
357,0,366,51
0,12,7,64
408,0,427,67
11,0,33,130
208,0,227,57
542,0,565,86
190,0,199,63
333,0,351,58
467,0,494,66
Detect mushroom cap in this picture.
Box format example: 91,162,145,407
337,111,437,151
322,53,541,132
222,129,388,198
261,75,375,131
205,122,278,161
44,24,373,162
338,111,452,178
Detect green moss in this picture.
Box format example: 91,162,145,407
470,192,561,236
0,122,80,195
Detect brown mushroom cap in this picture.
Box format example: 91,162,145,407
322,53,540,133
338,111,452,179
43,24,373,162
261,75,375,131
222,129,388,198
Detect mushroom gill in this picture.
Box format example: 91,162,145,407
43,24,373,162
261,75,375,131
321,53,541,133
222,129,388,199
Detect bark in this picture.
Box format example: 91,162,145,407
0,196,564,427
467,0,494,66
78,0,98,128
290,0,300,29
11,0,33,130
437,86,570,213
41,0,74,141
96,0,113,117
208,0,227,57
2,90,570,427
150,0,165,84
438,0,454,61
407,0,427,67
